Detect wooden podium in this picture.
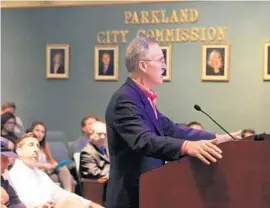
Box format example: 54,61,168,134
140,140,270,208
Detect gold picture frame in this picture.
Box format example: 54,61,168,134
263,41,270,81
160,44,172,82
201,43,230,81
46,44,69,79
94,45,119,81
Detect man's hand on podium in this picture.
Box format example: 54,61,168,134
183,139,222,165
215,130,243,144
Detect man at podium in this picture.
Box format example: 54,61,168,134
105,36,240,208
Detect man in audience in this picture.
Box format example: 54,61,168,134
80,121,110,179
1,101,25,138
74,115,99,153
187,121,204,130
241,129,255,138
8,133,104,208
1,137,26,208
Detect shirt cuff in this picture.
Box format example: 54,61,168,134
181,141,189,155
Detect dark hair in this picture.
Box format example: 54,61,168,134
241,129,255,138
1,101,16,111
1,112,16,130
27,121,47,148
187,121,203,128
80,114,99,128
1,112,17,144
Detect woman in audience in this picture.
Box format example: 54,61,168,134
1,101,25,138
1,112,17,145
27,121,74,192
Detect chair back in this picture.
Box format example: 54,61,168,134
47,141,70,162
73,152,81,183
46,131,68,143
68,141,75,158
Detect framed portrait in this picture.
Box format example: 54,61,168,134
94,45,119,81
263,41,270,81
160,44,172,81
46,44,69,79
201,43,230,81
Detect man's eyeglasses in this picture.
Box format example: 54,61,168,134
142,59,166,65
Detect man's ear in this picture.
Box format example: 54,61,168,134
138,61,147,73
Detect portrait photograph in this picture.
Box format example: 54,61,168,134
46,44,69,79
263,41,270,81
201,43,230,81
94,45,119,81
160,44,172,81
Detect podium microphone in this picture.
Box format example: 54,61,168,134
194,104,236,140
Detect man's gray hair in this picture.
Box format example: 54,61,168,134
125,36,158,73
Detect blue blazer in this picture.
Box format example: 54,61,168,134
105,78,216,208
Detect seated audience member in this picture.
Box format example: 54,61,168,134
1,101,25,138
1,137,26,208
9,133,104,208
1,113,18,145
80,121,110,179
74,115,99,153
187,121,204,130
241,129,256,138
27,121,74,192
